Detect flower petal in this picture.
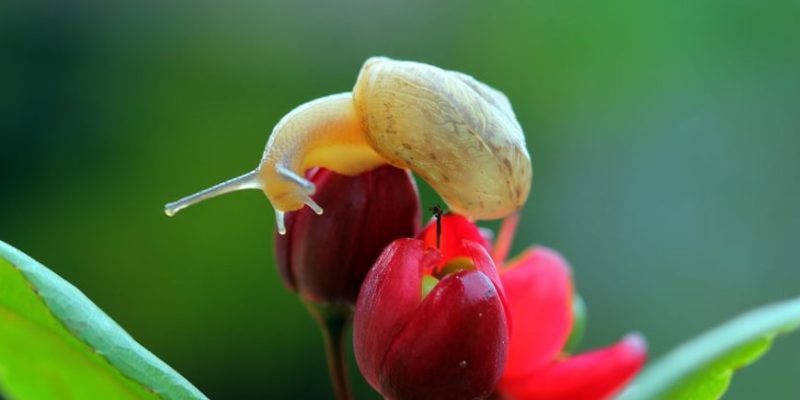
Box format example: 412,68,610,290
419,214,491,267
464,240,511,330
501,247,574,379
499,333,647,400
492,212,520,264
379,270,508,400
353,239,439,388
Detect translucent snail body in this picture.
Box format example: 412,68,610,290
165,57,532,233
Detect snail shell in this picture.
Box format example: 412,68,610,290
355,57,531,220
165,57,532,233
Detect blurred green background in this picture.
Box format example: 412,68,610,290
2,1,799,398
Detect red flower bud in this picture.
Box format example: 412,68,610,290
353,239,509,400
419,214,647,399
274,166,420,305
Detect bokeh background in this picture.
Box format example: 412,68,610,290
2,1,799,398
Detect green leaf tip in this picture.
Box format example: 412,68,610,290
620,297,800,400
0,240,208,400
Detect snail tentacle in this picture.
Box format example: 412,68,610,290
164,170,261,217
275,210,287,235
276,165,316,195
299,192,324,215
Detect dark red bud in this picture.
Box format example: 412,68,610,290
274,166,420,305
354,239,508,400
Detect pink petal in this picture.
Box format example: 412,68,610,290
500,247,574,380
418,214,491,269
492,212,520,264
499,333,647,400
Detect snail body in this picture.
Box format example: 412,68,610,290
165,57,532,233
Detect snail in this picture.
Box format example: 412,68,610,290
165,57,532,234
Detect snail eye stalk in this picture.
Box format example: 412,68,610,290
164,170,262,217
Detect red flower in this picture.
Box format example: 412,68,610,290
418,214,647,400
353,238,509,400
274,166,420,305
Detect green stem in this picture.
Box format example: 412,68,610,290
307,303,353,400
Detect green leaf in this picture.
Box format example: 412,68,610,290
564,292,587,353
620,297,800,400
0,240,207,400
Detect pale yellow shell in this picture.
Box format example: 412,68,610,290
165,57,532,232
354,57,531,219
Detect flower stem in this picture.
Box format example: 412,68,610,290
492,211,520,264
307,303,353,400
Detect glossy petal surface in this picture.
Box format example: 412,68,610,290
465,240,511,327
353,239,436,388
354,238,509,400
500,247,574,380
275,166,420,304
500,334,647,400
379,270,508,400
